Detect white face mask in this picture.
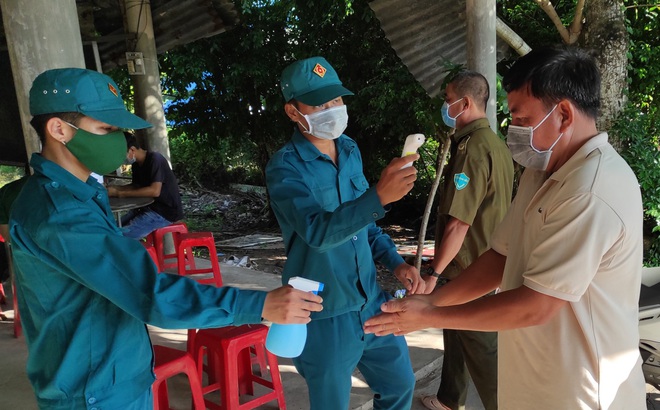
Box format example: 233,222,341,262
506,104,563,171
297,105,348,140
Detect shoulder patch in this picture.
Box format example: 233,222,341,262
454,173,470,190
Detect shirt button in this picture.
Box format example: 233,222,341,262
88,397,96,404
96,194,103,200
372,212,378,218
353,236,358,241
51,182,59,188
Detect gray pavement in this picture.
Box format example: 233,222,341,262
0,260,486,409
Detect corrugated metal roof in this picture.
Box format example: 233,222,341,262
0,0,239,71
0,0,240,165
369,0,511,98
82,0,240,71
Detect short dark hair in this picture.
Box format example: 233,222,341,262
29,112,84,143
123,131,141,151
502,46,601,119
450,71,489,111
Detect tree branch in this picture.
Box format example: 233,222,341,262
414,130,453,271
536,0,572,43
567,0,586,44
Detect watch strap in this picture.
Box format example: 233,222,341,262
425,266,441,278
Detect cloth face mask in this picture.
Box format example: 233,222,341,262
64,122,127,175
297,105,348,140
506,104,563,171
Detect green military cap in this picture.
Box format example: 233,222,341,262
29,68,152,130
280,56,354,106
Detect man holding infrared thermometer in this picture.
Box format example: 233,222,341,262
266,56,423,410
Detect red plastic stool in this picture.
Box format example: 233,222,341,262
153,222,188,270
143,231,155,248
144,245,160,271
176,232,222,288
152,345,206,410
193,325,286,410
175,231,224,354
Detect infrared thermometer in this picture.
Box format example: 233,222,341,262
401,134,425,168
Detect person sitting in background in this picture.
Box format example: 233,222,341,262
107,132,184,238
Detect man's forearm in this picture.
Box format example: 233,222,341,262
113,183,160,198
431,217,469,275
428,285,567,332
430,248,504,306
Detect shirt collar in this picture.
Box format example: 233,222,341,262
30,153,103,203
453,118,492,142
549,132,609,182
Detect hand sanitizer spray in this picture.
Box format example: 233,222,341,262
265,277,324,358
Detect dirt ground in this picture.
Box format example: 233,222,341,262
181,184,428,295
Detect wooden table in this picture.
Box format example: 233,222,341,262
109,197,154,227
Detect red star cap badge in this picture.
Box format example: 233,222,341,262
313,63,326,78
108,83,118,97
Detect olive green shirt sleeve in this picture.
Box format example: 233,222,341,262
441,137,489,226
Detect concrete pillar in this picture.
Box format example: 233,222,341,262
466,0,497,131
123,0,170,162
1,0,85,161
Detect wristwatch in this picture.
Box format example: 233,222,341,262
425,266,441,278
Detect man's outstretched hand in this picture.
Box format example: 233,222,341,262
262,286,323,324
363,295,435,336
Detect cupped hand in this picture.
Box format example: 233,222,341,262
393,262,424,294
363,295,435,336
262,286,323,324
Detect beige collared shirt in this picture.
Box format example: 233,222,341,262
492,132,646,409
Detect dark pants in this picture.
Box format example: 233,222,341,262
437,328,498,410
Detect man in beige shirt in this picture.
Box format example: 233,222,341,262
365,46,646,409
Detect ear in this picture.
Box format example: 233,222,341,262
462,95,473,111
45,117,73,145
557,99,574,134
284,102,301,122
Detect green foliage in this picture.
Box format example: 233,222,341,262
613,103,660,265
159,0,439,196
0,165,25,187
626,2,660,110
498,0,576,47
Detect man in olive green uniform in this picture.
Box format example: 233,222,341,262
421,71,514,410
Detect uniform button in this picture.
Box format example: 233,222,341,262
372,212,378,218
96,194,103,200
51,182,59,188
353,236,358,241
87,397,96,404
90,408,98,410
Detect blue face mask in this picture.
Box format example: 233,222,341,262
441,98,465,128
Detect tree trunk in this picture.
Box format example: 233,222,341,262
579,0,628,138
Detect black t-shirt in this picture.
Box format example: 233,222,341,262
131,151,184,222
